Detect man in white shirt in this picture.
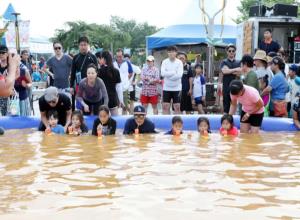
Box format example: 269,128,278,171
161,46,183,114
113,49,133,115
124,54,141,114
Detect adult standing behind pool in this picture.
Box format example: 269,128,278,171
76,64,108,115
259,29,283,55
220,44,241,113
45,42,73,99
261,57,289,117
161,46,183,114
38,87,72,132
229,80,264,133
240,55,259,91
97,51,123,116
123,105,156,135
140,55,160,115
113,48,133,115
70,36,98,110
177,51,193,114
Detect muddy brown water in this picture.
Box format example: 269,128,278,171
0,130,299,220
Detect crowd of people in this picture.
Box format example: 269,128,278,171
0,30,300,136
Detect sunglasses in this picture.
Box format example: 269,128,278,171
0,51,7,55
228,50,235,53
134,114,145,119
54,47,61,50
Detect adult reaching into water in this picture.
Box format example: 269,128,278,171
229,80,264,133
38,86,72,132
76,64,108,115
97,51,123,116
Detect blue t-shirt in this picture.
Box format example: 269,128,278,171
32,71,41,82
51,124,65,134
270,72,289,100
123,118,156,135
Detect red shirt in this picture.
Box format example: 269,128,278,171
219,127,239,136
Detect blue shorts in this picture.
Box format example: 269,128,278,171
194,97,204,105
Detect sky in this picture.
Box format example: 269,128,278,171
0,0,240,38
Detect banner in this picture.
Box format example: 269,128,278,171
5,20,30,48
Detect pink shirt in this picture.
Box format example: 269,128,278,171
230,85,264,114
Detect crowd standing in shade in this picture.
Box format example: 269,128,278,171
2,34,300,136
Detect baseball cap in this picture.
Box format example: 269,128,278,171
133,105,146,115
289,64,298,72
0,45,8,53
146,55,155,62
44,86,58,102
272,56,284,66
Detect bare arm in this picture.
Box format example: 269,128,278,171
229,99,238,115
41,111,49,129
64,110,72,131
249,99,264,115
261,85,272,97
293,110,300,129
24,70,32,88
222,65,241,75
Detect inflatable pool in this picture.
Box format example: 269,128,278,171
0,115,298,132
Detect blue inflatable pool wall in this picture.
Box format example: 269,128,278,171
0,115,298,132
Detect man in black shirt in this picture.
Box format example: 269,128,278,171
259,29,282,55
220,44,241,113
123,105,156,135
177,52,193,114
38,86,72,131
70,36,97,110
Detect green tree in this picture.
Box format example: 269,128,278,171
236,0,298,23
110,16,159,50
52,16,159,65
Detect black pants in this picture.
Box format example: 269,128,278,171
223,89,231,114
82,99,103,116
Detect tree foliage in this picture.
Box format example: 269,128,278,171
236,0,298,23
52,16,159,53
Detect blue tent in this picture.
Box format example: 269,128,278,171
3,3,16,21
146,24,237,51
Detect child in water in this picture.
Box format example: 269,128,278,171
219,114,238,136
197,117,211,136
260,75,270,116
165,116,183,136
67,110,89,135
45,110,65,135
92,105,117,137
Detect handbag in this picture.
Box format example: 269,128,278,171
7,90,20,116
272,100,287,117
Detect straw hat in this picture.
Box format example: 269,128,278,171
266,56,273,63
253,50,268,62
